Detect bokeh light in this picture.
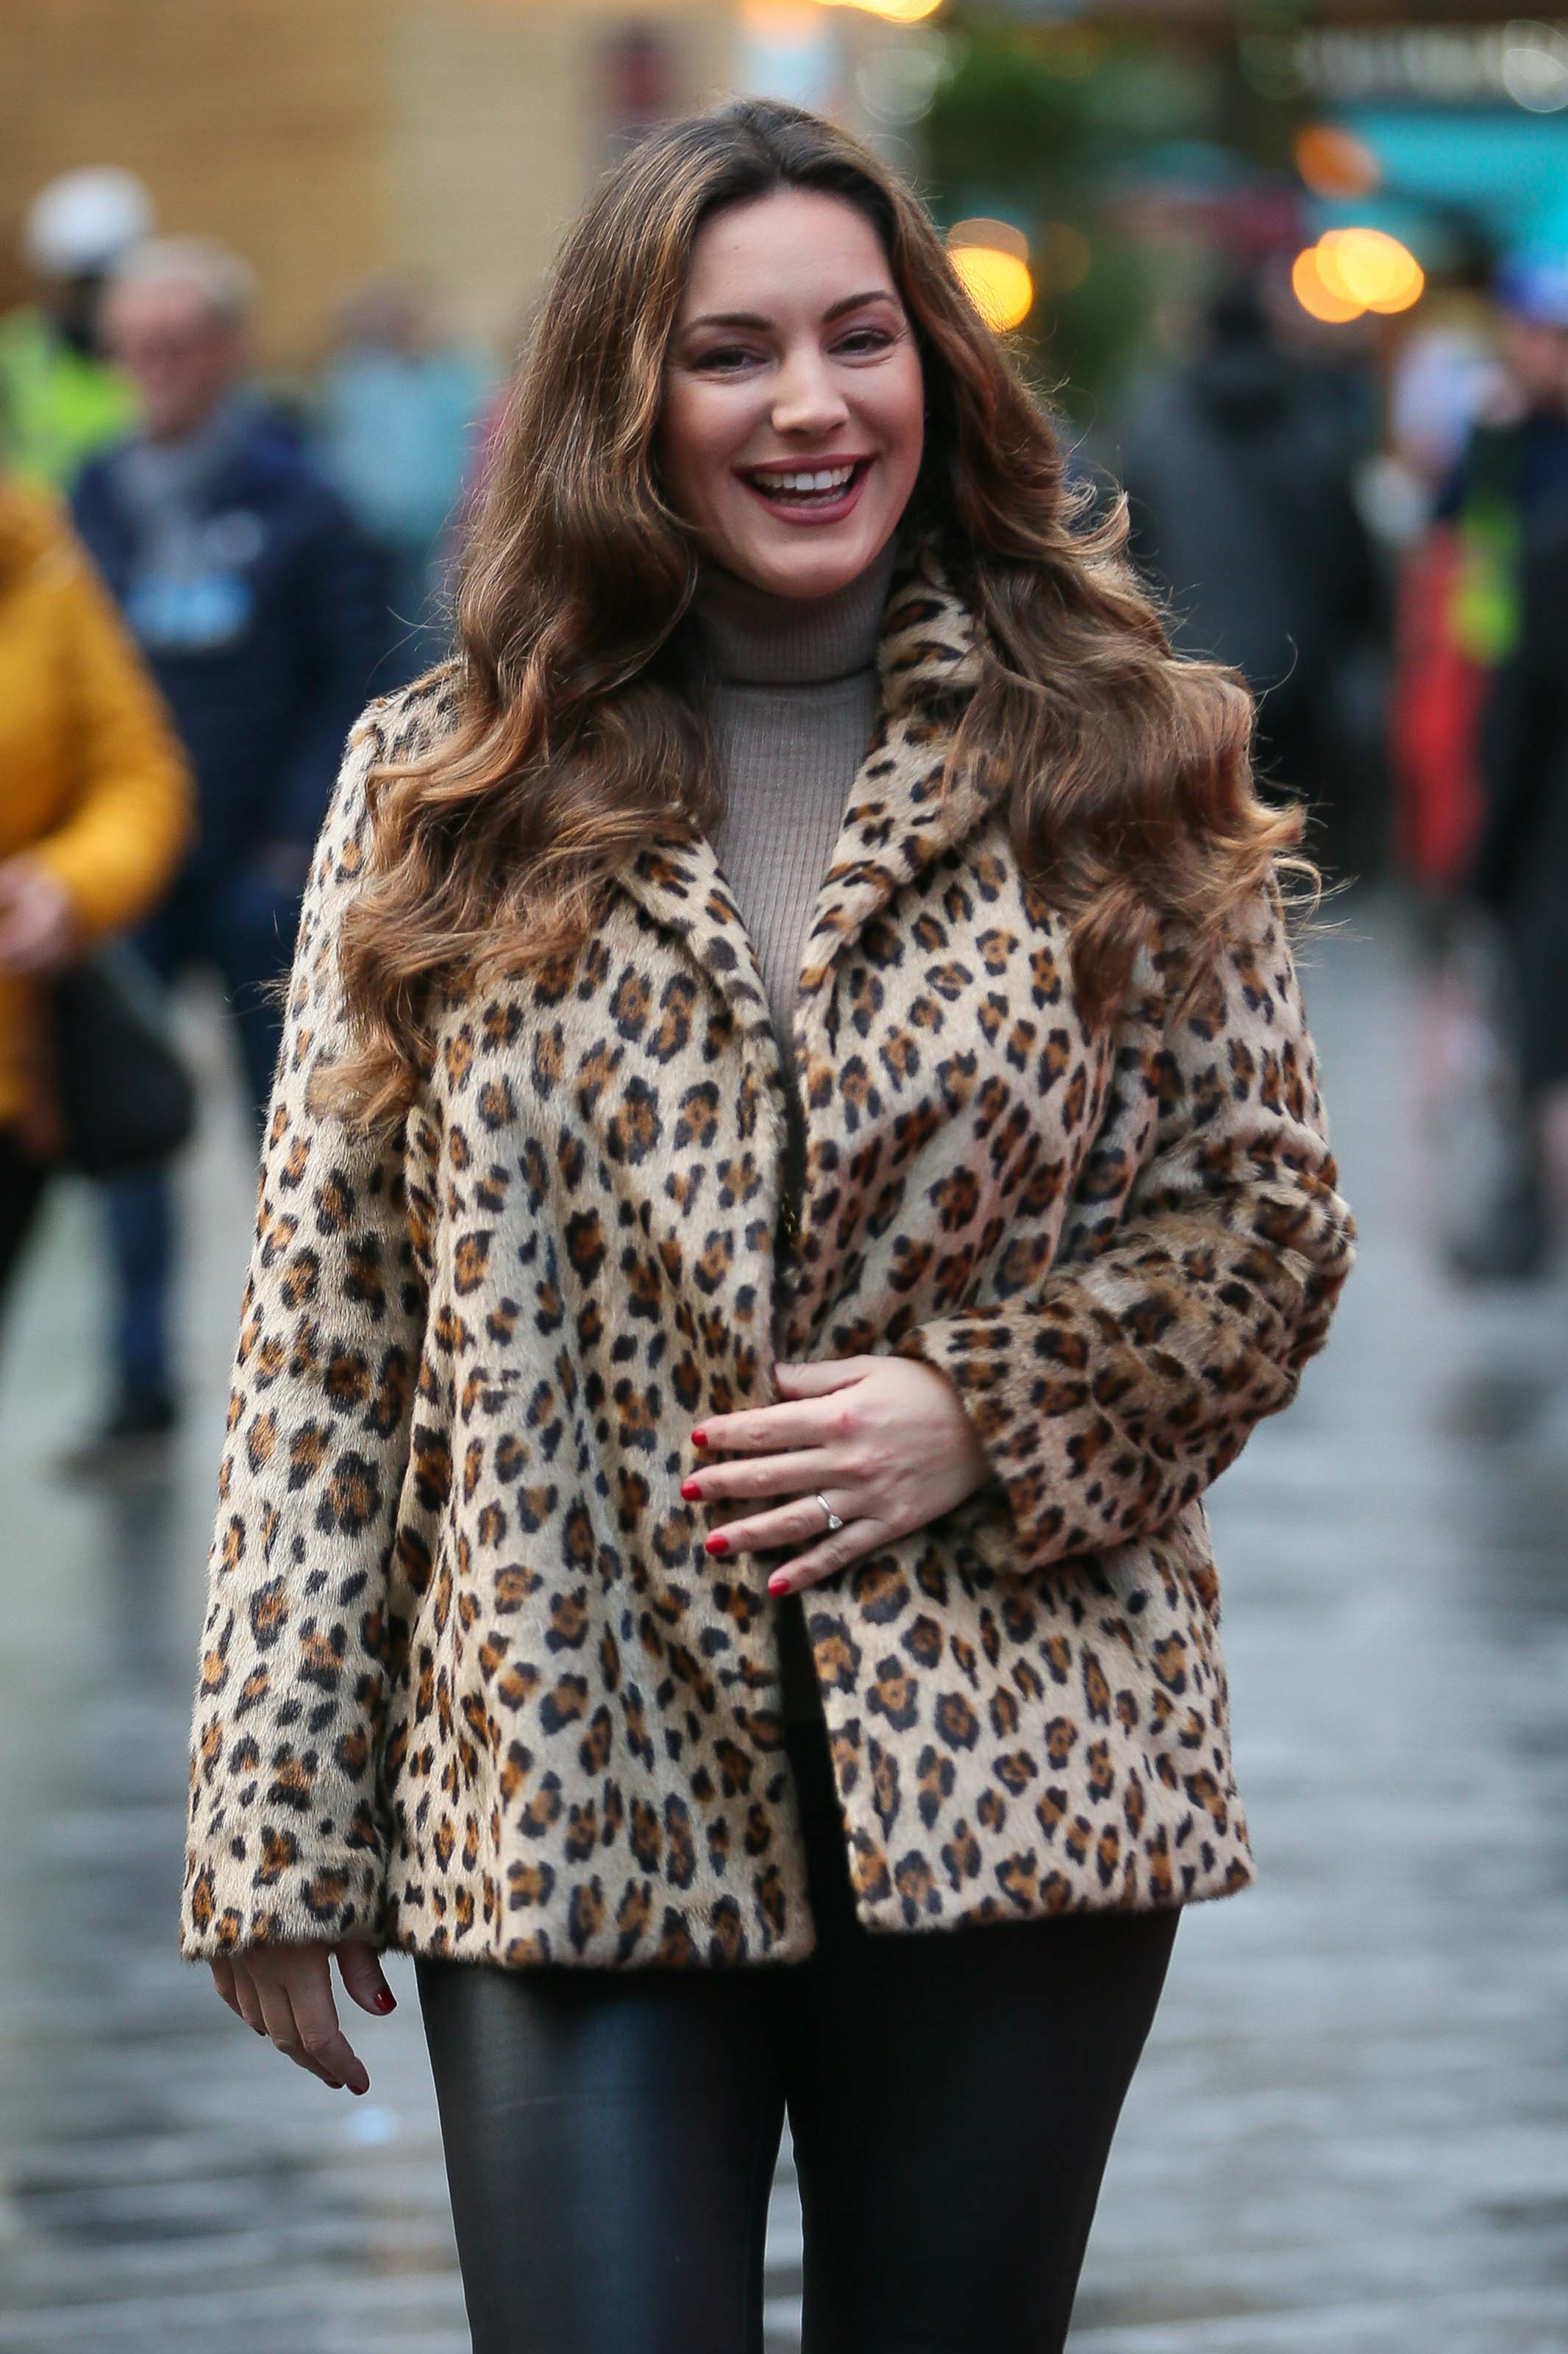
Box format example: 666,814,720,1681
1501,20,1568,111
1291,229,1425,323
947,218,1033,330
1319,227,1425,314
1293,123,1381,199
854,26,955,125
1291,244,1366,324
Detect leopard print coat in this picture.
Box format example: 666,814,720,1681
179,544,1354,1970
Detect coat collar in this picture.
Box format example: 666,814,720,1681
615,538,1002,1029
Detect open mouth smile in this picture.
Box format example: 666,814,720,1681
738,458,872,522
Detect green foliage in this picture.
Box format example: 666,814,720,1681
924,15,1160,416
1033,233,1153,424
925,28,1093,210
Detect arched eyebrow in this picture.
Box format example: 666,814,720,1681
681,288,899,333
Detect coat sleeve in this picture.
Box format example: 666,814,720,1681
26,529,193,939
897,877,1355,1572
179,706,427,1960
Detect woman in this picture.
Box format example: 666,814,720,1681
180,102,1354,2352
0,476,190,1309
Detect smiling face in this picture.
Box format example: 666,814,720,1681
658,188,925,600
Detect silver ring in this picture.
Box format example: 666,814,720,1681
815,1492,845,1535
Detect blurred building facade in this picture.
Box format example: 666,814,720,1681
0,1,749,369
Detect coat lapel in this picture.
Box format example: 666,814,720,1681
613,539,1002,1030
613,828,782,1070
794,540,1001,998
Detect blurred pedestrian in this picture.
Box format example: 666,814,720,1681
0,475,190,1316
315,277,491,683
69,236,383,1454
1395,255,1568,897
1107,280,1382,882
0,168,152,494
1436,252,1568,664
177,100,1353,2353
1389,319,1497,507
1455,519,1568,1277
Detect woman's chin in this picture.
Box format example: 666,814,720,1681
716,525,888,602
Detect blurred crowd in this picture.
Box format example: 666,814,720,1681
1094,245,1568,1292
2,157,1567,1473
0,168,495,1465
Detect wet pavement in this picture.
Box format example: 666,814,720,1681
4,897,1568,2352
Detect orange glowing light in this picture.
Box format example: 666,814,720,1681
1317,227,1424,316
947,220,1033,329
951,248,1034,330
949,216,1028,266
1291,246,1365,324
1293,124,1381,199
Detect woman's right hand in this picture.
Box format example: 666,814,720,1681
210,1938,397,2094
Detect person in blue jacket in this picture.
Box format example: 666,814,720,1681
71,236,385,1455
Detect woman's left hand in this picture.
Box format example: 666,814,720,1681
684,1356,992,1596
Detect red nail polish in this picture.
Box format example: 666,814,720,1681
691,1429,708,1448
374,1988,396,2013
705,1533,729,1557
680,1479,702,1502
769,1578,791,1597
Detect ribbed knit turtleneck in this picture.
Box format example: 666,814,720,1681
684,535,900,1728
690,535,897,690
692,535,898,1060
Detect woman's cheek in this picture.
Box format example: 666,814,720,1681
695,427,748,534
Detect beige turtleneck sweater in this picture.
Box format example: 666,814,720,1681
685,535,899,1727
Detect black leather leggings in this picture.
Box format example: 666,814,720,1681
415,1714,1179,2354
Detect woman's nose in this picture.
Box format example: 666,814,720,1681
770,351,850,438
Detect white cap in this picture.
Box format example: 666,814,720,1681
22,168,154,280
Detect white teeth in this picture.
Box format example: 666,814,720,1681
749,464,856,495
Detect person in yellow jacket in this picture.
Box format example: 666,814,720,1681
0,480,192,1311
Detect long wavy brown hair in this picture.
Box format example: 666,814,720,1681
325,97,1306,1133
